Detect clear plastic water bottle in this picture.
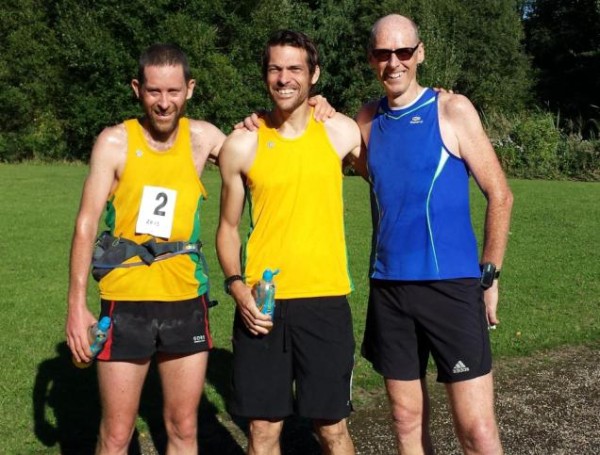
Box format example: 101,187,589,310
253,268,279,318
72,316,111,369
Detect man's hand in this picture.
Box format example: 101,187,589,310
483,281,500,329
65,305,97,363
232,95,336,132
230,280,273,335
233,112,264,132
433,87,454,94
308,94,336,121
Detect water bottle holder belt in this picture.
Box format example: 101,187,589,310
91,231,202,282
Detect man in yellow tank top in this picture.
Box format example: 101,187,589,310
65,44,226,454
217,31,362,455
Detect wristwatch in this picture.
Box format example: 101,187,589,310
224,275,243,295
480,263,501,290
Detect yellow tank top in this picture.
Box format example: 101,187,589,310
99,118,209,301
243,114,352,299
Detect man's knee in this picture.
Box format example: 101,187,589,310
98,420,135,454
458,418,502,454
313,419,353,451
248,419,284,451
163,409,198,443
389,401,424,437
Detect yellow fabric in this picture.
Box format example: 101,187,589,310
99,118,209,301
244,114,352,299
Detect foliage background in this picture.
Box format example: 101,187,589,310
1,0,599,178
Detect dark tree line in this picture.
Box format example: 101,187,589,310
1,0,598,178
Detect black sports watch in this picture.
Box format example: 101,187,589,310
480,263,500,290
224,275,243,295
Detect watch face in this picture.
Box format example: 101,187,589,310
480,263,496,289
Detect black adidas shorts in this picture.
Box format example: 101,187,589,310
229,295,355,420
97,294,212,361
361,279,492,383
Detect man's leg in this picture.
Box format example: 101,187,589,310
385,378,434,455
445,373,503,455
96,360,150,455
313,418,355,455
247,419,284,455
157,351,209,455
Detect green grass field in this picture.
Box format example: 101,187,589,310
0,163,598,454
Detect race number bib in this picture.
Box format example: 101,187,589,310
136,185,177,239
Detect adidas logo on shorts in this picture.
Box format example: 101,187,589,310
452,360,470,374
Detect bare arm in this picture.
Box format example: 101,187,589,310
351,101,380,181
440,93,514,326
66,125,126,362
323,112,362,163
216,131,272,335
189,120,226,171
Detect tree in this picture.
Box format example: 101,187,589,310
452,0,534,113
524,0,600,134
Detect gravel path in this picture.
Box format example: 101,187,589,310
349,344,600,455
140,344,600,454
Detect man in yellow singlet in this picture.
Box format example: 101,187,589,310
217,30,362,455
65,44,226,454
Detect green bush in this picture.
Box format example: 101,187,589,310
511,111,561,178
558,135,600,180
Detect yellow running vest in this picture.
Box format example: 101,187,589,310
243,114,352,299
99,118,209,301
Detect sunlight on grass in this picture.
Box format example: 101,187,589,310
1,163,598,453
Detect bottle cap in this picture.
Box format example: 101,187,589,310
262,268,280,282
97,316,111,331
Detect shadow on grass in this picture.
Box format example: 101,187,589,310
32,343,243,454
33,344,322,454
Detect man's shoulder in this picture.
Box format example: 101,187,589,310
438,92,476,118
188,118,225,139
225,128,258,148
96,123,128,148
324,112,358,129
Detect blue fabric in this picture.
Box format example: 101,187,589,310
367,88,480,280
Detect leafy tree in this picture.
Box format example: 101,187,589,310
0,0,64,161
452,0,534,113
524,0,600,135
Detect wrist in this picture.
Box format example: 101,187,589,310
480,262,501,290
224,274,244,295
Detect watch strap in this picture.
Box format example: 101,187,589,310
224,275,243,295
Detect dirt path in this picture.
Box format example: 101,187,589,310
349,344,600,454
140,344,600,454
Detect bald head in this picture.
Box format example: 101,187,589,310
368,14,420,54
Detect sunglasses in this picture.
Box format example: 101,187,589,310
371,43,421,62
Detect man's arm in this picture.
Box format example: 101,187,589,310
440,93,514,326
66,125,126,363
351,101,380,181
322,112,363,167
189,120,226,170
216,131,273,335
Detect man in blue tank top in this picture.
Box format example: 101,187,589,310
356,14,513,455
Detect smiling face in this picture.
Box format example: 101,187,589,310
369,15,424,105
132,64,195,141
265,45,320,114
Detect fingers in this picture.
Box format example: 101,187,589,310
308,94,336,122
240,301,273,335
483,284,500,328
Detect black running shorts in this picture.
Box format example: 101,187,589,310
229,295,355,420
96,294,212,361
361,279,492,383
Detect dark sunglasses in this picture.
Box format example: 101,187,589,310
371,42,421,62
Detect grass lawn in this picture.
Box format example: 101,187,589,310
0,163,598,454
